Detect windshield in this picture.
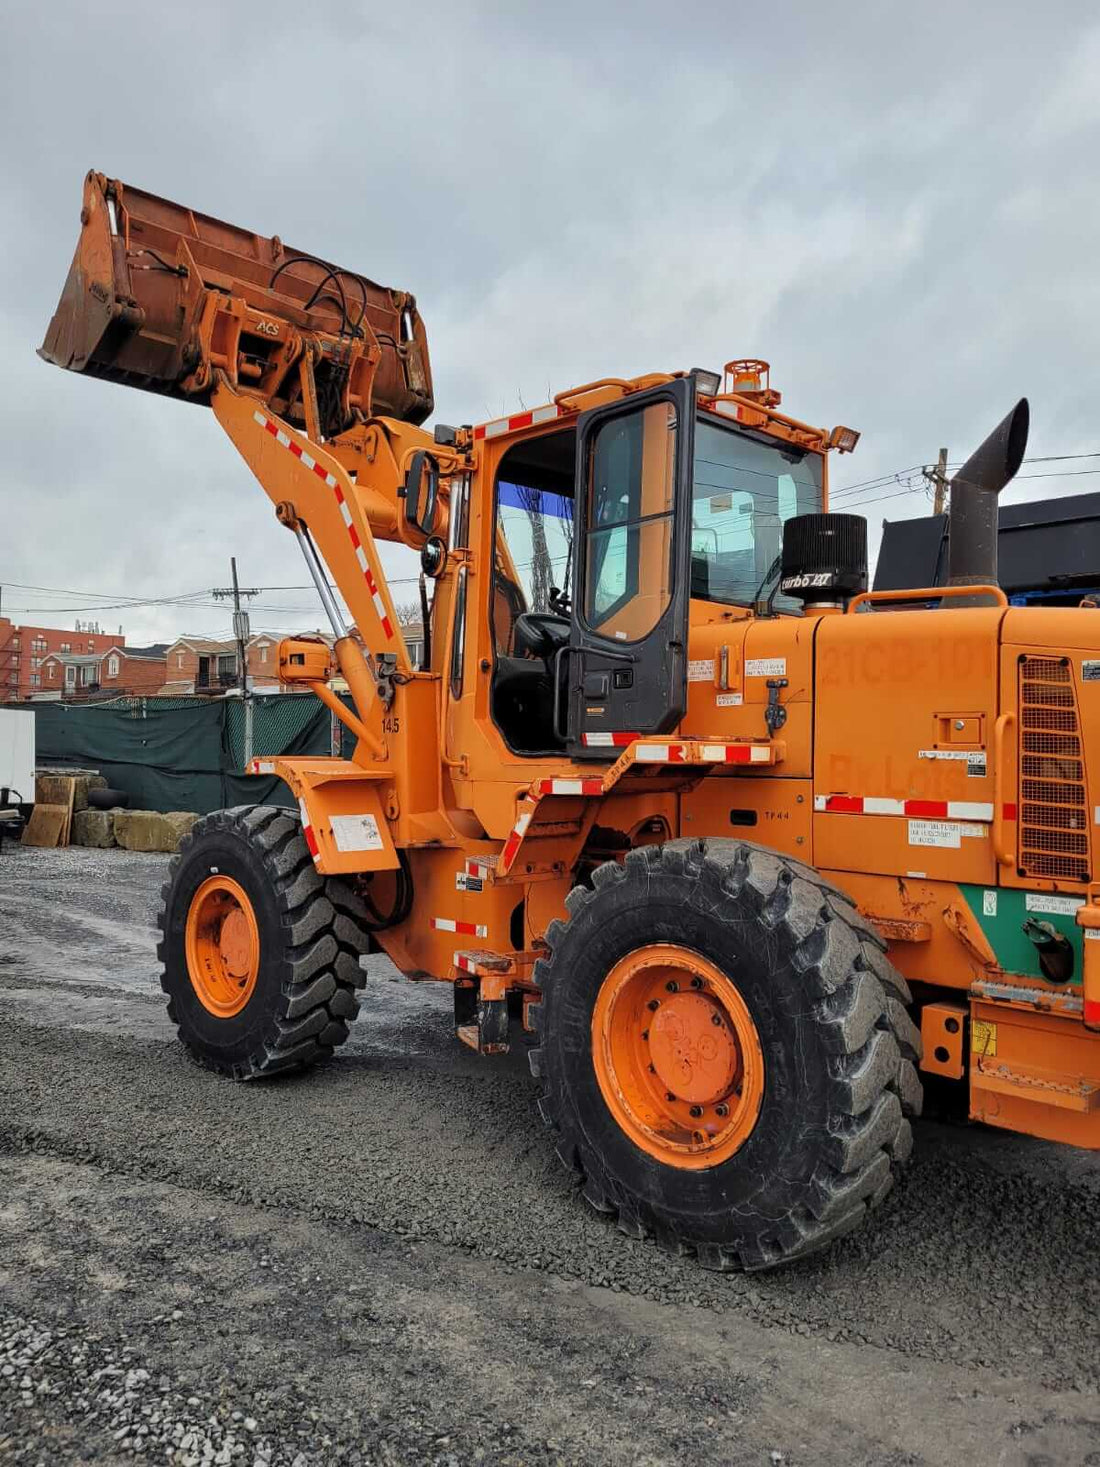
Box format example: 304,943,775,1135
691,417,823,611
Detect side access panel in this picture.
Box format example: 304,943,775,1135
812,607,1003,885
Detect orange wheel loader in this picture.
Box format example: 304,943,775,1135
38,171,1100,1270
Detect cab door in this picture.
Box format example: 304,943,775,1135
565,379,695,755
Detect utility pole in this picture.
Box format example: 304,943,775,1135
212,560,259,766
927,446,949,517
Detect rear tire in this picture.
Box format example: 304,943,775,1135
529,838,922,1270
157,805,369,1079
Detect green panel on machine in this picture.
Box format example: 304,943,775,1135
959,884,1085,985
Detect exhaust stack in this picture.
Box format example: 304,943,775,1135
946,399,1029,586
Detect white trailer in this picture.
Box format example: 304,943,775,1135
0,707,35,818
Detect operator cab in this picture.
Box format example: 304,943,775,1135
490,385,823,757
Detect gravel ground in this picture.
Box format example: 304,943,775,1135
2,842,1100,1464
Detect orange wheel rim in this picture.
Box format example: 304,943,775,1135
184,875,260,1018
591,944,764,1170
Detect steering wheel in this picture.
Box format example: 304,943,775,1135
513,611,571,661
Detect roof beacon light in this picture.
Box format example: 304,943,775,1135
723,359,781,407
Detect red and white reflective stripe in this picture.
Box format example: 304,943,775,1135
473,403,560,442
712,401,754,424
255,410,340,488
253,409,393,641
454,952,482,975
464,856,495,877
498,805,535,875
701,743,773,765
536,777,605,795
431,917,488,938
634,742,688,763
814,795,996,821
298,797,321,864
582,732,639,748
248,758,276,774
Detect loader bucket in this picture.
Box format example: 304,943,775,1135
40,171,433,427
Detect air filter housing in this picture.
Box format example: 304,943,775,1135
779,513,868,607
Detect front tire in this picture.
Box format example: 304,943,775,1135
157,805,369,1079
530,838,922,1270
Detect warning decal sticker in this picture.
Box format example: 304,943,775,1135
745,657,786,678
330,813,385,853
971,1019,997,1056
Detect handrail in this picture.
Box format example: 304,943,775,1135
992,712,1017,868
846,584,1009,613
553,378,636,408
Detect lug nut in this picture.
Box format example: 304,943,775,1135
711,1014,722,1027
666,980,679,993
641,1029,649,1040
689,1105,702,1118
665,1091,677,1103
715,1104,729,1117
647,999,660,1011
690,976,703,989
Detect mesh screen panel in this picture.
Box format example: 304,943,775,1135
1018,659,1091,882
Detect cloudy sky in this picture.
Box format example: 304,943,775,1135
2,1,1097,644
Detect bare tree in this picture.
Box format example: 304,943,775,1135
517,483,552,612
393,601,422,626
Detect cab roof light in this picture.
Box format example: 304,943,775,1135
829,425,861,454
692,368,722,397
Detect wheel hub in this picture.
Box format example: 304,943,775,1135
184,875,260,1018
648,992,739,1106
591,944,764,1170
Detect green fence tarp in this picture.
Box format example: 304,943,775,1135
31,694,335,815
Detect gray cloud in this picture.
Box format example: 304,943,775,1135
2,0,1098,640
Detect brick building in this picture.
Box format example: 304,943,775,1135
38,643,168,699
0,619,124,702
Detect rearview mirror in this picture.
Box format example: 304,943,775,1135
402,450,439,537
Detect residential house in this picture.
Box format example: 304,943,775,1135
35,653,104,700
0,619,124,702
38,642,169,700
162,635,285,695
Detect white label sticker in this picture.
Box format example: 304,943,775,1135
745,657,786,678
688,659,714,682
1082,660,1100,682
716,692,743,707
1085,930,1100,942
958,823,988,839
917,749,987,774
908,819,962,848
983,890,998,916
252,760,276,774
330,813,385,853
1025,893,1085,916
456,872,483,893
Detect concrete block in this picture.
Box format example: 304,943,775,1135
72,809,117,848
163,812,199,848
114,809,198,853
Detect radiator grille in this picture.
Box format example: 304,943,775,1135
1018,658,1091,882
